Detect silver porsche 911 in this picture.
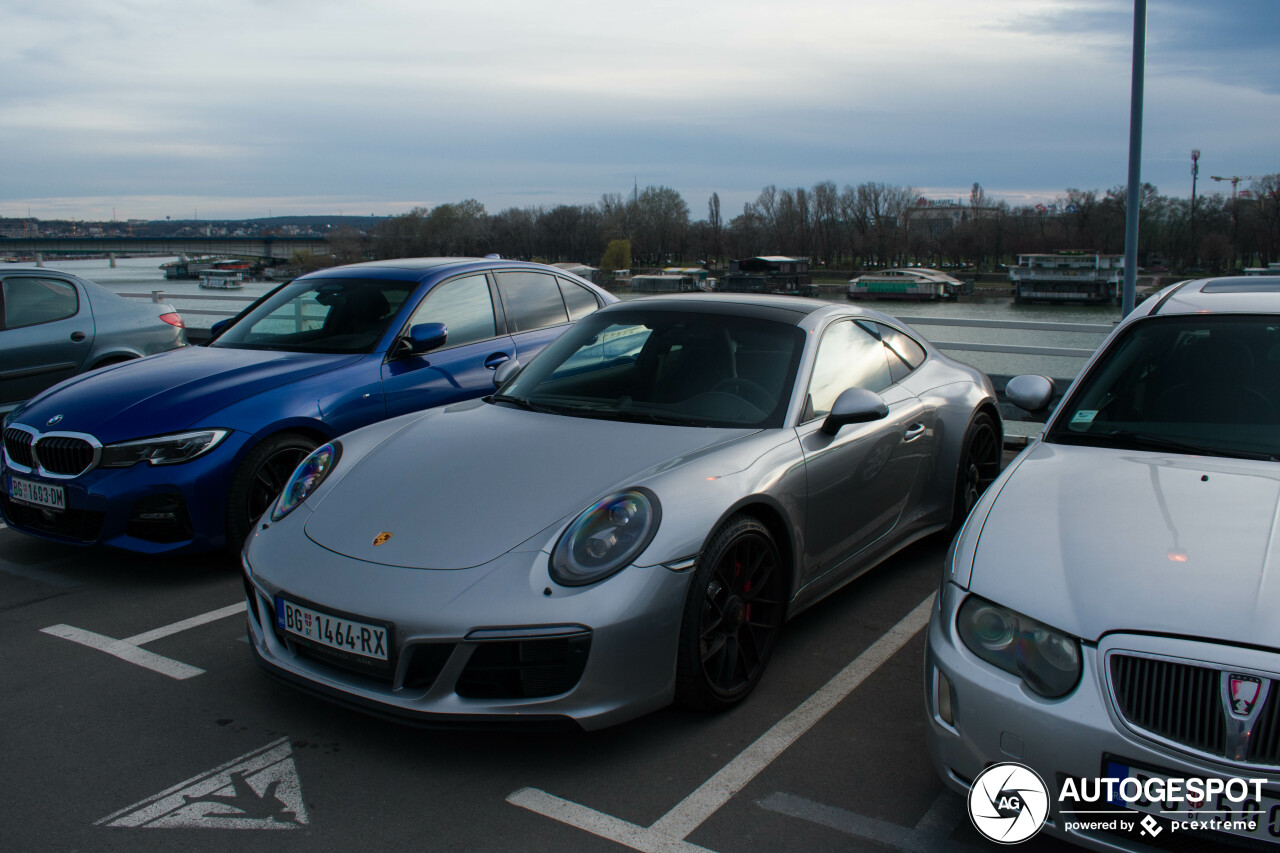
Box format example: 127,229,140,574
243,293,1000,730
926,277,1280,849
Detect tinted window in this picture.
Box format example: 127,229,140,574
495,271,570,331
3,277,79,328
406,274,497,348
558,278,600,321
212,278,414,353
501,309,805,429
1047,315,1279,460
806,320,892,419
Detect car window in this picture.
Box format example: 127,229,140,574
2,277,79,329
404,274,497,348
806,319,892,420
500,309,805,429
211,278,415,354
878,323,926,370
558,278,600,321
494,271,570,332
1047,314,1280,460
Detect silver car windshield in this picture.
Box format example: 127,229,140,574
1047,315,1280,461
212,279,415,353
496,309,806,428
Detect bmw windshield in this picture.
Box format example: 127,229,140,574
1047,315,1280,461
495,308,806,429
212,278,415,354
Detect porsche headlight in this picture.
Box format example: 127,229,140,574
100,429,229,467
550,488,661,586
271,442,340,521
956,595,1081,698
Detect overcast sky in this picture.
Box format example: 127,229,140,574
3,0,1277,221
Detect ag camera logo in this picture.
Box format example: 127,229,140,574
968,762,1050,844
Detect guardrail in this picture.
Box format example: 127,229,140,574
120,291,1111,434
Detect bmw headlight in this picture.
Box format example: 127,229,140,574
956,595,1081,698
550,488,661,586
100,429,229,467
271,442,340,521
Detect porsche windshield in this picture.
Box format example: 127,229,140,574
1047,315,1280,460
497,309,806,428
211,279,414,353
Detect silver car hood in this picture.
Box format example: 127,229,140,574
970,443,1280,646
304,401,752,569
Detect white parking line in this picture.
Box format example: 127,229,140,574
41,602,246,680
509,593,936,852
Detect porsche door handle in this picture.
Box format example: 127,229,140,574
904,423,926,442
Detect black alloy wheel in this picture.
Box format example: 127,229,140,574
676,514,786,712
224,432,318,553
952,412,1000,528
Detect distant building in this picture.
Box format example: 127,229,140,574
1244,263,1280,276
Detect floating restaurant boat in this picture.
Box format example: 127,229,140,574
198,269,246,289
1008,252,1122,304
847,267,962,300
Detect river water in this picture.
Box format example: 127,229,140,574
34,255,1119,385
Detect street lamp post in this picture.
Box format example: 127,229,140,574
1121,0,1147,316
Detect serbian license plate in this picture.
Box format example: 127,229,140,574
275,597,390,665
1103,758,1280,843
7,476,65,511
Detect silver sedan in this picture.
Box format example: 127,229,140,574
1,267,185,413
243,293,1000,729
926,277,1280,849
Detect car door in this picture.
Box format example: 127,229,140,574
0,275,93,407
797,319,928,583
380,273,515,418
492,271,575,365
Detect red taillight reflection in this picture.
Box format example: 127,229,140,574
160,312,185,328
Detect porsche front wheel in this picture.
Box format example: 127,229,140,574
675,514,786,712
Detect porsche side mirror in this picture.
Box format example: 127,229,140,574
493,359,522,388
821,387,889,435
1006,374,1055,413
398,322,448,357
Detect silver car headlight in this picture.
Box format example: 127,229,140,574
956,594,1081,698
100,429,229,467
271,442,340,521
550,488,661,586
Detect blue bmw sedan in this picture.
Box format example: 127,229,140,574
1,258,614,554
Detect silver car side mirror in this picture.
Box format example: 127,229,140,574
493,359,522,388
1005,374,1055,412
821,387,890,435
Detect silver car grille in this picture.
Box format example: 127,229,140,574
1110,653,1280,767
3,427,35,469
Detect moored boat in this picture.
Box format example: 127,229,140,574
848,267,962,300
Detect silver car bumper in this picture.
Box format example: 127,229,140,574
243,521,692,731
924,582,1280,851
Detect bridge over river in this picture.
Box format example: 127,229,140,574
0,235,331,261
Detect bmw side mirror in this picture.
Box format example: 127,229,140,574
208,318,230,342
399,322,448,357
1006,375,1054,413
493,359,522,388
821,387,889,435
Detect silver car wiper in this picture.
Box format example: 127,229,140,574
489,394,561,415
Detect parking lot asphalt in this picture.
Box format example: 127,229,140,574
0,459,1078,852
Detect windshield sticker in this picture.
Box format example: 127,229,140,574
1070,410,1097,427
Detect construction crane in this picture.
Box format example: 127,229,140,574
1210,175,1262,199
